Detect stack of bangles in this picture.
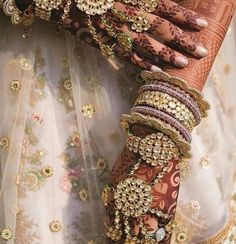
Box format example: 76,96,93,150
102,70,210,243
2,0,160,58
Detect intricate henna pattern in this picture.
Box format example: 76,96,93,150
154,0,202,29
165,0,236,90
14,0,208,69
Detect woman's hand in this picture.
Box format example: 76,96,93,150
104,124,180,243
52,0,208,70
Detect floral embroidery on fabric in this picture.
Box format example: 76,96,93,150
57,77,75,113
173,202,208,243
15,209,40,244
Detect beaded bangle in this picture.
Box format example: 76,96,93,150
135,90,195,131
139,81,202,125
131,106,192,143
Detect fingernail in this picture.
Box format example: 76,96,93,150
196,46,208,57
175,57,188,67
151,65,162,72
196,18,208,28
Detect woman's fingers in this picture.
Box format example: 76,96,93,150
113,2,208,58
149,16,208,58
154,0,208,30
114,44,162,71
131,31,189,67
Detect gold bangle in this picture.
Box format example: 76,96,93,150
121,113,191,158
135,90,196,132
137,70,210,118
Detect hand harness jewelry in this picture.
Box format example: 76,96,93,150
103,70,210,243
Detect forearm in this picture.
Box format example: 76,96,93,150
165,0,236,90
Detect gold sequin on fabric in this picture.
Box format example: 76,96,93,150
79,189,88,201
199,156,210,169
63,78,72,91
10,80,22,91
15,174,21,185
49,220,62,232
42,165,54,177
1,228,13,241
176,232,187,243
82,104,95,118
0,137,10,149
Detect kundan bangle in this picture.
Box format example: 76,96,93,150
131,106,192,143
137,70,210,117
121,112,191,158
139,81,202,125
135,90,196,131
126,132,180,166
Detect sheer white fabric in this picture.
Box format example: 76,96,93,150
0,12,236,244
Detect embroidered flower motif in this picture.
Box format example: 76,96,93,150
22,168,45,191
199,156,210,169
70,133,81,148
96,158,107,173
63,78,72,91
189,200,201,211
176,232,187,243
49,220,62,232
88,76,101,91
1,228,13,241
10,80,22,91
42,165,54,178
31,113,43,125
0,137,10,149
79,189,88,201
19,58,32,70
62,58,69,68
82,104,95,118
